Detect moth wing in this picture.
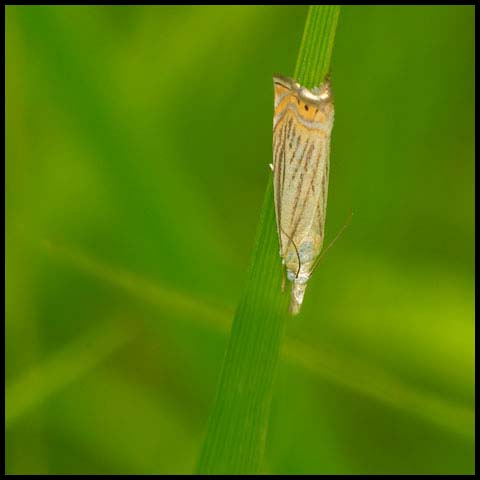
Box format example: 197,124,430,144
276,127,331,274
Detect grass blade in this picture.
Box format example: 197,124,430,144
196,6,341,474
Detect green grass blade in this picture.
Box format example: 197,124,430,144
196,6,341,474
295,5,340,87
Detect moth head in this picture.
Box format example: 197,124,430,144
273,74,333,123
273,74,333,105
300,77,333,106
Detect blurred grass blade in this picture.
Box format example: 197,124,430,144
196,6,341,474
6,319,133,427
283,340,474,439
42,240,473,439
42,240,229,332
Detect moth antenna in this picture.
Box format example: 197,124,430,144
311,209,353,274
280,226,302,279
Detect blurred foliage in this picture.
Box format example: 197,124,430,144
6,5,474,475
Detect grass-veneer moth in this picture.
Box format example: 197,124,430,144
271,75,334,315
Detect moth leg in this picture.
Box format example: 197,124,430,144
281,267,286,292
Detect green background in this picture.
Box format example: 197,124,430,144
6,5,475,475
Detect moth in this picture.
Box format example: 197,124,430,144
271,75,334,315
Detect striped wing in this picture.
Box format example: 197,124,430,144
272,78,334,283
